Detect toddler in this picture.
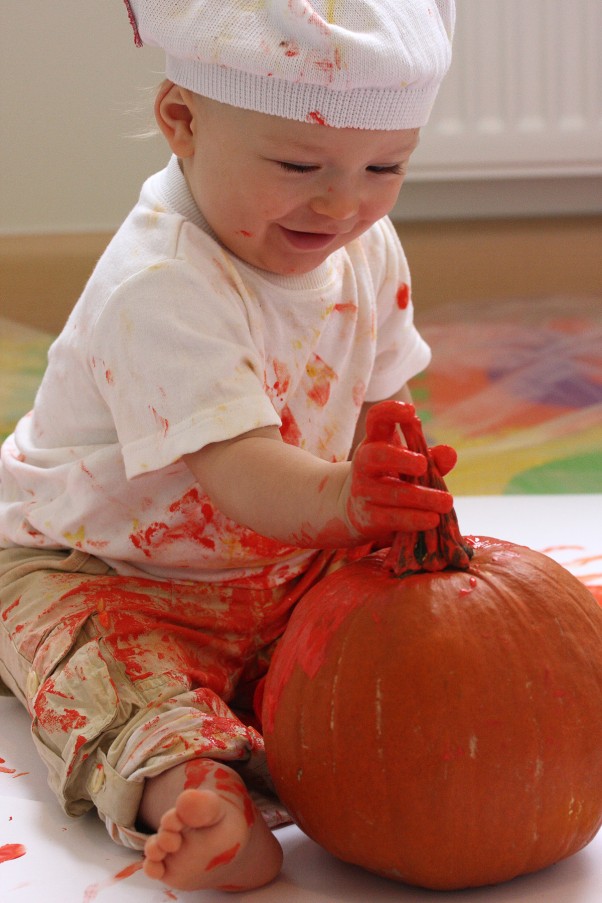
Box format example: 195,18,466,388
0,0,455,892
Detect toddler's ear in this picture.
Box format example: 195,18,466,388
154,81,195,157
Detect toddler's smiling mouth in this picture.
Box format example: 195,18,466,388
278,226,341,251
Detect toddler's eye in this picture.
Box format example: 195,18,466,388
277,161,317,173
367,164,404,175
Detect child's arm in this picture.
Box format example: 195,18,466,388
183,402,453,549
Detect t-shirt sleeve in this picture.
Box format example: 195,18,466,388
364,217,431,402
90,258,280,479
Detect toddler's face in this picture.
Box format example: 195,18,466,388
182,97,419,276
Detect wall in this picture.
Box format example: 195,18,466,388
2,0,601,233
0,1,166,234
1,1,600,333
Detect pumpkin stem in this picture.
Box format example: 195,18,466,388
380,404,473,577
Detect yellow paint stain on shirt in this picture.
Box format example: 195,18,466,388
63,525,86,546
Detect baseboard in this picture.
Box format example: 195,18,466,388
0,232,111,334
397,216,602,324
1,217,600,334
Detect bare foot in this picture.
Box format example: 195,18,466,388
140,760,283,891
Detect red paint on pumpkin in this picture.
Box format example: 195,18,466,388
262,400,602,891
264,537,602,889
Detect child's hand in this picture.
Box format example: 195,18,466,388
341,401,455,541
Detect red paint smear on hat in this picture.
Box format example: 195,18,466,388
306,110,328,126
0,843,27,863
123,1,143,47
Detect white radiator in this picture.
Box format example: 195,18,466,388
409,0,602,181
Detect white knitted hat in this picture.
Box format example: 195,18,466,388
124,0,454,130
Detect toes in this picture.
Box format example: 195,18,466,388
160,808,185,833
143,856,167,880
156,829,183,854
176,788,223,829
144,836,167,863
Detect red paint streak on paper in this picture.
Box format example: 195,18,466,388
587,585,602,607
82,859,143,901
539,545,602,606
0,756,16,774
205,842,241,872
0,843,27,863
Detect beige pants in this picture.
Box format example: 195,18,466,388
0,546,355,848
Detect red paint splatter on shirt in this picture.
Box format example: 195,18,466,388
129,488,216,557
0,843,27,863
279,405,302,446
306,354,337,407
352,380,366,407
266,358,291,404
306,110,328,126
396,282,410,309
333,301,357,314
149,405,169,437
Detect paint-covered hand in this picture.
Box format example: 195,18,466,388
342,400,456,540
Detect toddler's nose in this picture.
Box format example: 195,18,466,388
309,184,360,221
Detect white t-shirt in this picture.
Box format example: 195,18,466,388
0,156,430,586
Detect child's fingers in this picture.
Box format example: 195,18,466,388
430,443,457,477
354,475,453,514
354,440,427,478
347,498,441,535
365,399,416,443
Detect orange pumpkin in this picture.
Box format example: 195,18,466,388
262,404,602,890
